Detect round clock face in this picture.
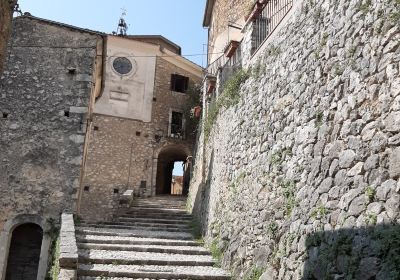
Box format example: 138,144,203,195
112,57,133,75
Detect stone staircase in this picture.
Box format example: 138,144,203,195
75,196,230,280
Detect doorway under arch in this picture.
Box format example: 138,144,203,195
5,223,43,280
155,145,191,195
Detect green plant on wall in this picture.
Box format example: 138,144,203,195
204,69,249,141
210,238,223,267
183,84,202,137
315,111,323,127
46,237,60,280
365,213,377,225
245,266,264,280
310,205,329,220
45,218,60,280
365,186,375,203
267,221,279,237
282,180,297,216
358,0,372,15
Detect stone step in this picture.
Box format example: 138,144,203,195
76,227,194,240
120,213,192,220
132,203,185,208
78,264,230,280
77,235,199,247
80,223,191,233
77,243,210,255
79,277,187,280
78,250,215,266
126,207,188,214
105,221,191,229
117,217,191,225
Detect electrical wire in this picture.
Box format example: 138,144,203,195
10,45,223,58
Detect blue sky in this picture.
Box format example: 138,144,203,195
173,161,184,176
17,0,208,66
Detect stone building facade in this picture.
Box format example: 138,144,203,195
189,0,400,279
0,15,102,279
78,35,202,221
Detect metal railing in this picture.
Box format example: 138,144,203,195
219,44,242,90
252,0,293,55
206,54,228,76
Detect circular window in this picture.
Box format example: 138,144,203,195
112,57,133,75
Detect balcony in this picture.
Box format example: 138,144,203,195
206,42,242,93
250,0,294,55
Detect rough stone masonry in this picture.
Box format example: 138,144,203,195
0,16,101,231
188,0,400,279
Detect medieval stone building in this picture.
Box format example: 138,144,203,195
79,33,202,222
0,14,202,279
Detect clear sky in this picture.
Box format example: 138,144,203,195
17,0,208,66
173,161,184,176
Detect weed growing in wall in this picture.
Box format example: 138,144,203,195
315,111,323,127
310,205,329,220
359,0,372,16
282,180,297,216
204,69,249,141
245,266,264,280
267,221,279,237
365,186,376,203
45,218,60,280
304,225,400,279
210,238,223,267
365,213,377,225
46,237,60,280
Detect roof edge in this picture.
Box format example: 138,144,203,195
126,35,182,55
16,14,106,36
203,0,216,27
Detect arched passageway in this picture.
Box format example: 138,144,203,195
5,223,43,280
155,145,191,195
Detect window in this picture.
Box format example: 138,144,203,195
170,111,183,137
170,74,189,93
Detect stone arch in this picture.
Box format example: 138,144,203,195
0,214,51,280
155,144,191,195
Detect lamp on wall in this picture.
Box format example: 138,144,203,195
154,129,164,143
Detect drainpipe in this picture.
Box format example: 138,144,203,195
76,34,105,215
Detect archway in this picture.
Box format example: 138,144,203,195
5,223,43,280
155,145,191,195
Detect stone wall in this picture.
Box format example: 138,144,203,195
0,16,101,231
79,56,201,222
189,0,400,279
0,0,16,75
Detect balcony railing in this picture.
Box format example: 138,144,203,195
251,0,293,55
206,54,227,77
219,44,242,90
